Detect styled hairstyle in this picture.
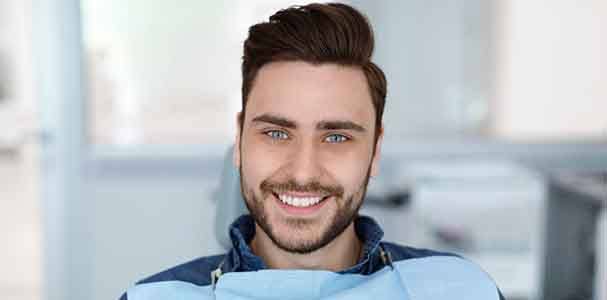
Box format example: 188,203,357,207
241,3,387,138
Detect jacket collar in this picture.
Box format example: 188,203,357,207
222,214,386,275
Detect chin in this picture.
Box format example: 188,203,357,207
268,215,335,254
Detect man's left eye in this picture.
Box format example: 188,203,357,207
324,134,349,143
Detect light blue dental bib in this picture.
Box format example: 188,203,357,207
128,256,499,300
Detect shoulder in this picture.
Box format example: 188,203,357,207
380,241,459,262
137,254,225,286
381,242,505,300
119,254,225,300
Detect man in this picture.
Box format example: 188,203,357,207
121,3,504,299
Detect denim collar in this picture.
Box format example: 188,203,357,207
222,214,386,275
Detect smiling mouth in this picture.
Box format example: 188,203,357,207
272,192,331,208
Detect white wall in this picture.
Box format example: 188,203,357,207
0,1,40,300
493,0,607,139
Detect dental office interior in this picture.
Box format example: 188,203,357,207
1,0,605,299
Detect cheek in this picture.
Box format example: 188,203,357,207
240,134,286,185
321,149,372,191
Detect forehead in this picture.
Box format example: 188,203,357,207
246,61,375,127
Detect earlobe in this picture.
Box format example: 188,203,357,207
370,126,384,177
233,139,240,168
234,112,243,168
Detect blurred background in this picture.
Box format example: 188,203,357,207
0,0,605,299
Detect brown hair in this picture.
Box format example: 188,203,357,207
241,3,387,138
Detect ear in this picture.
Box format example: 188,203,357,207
233,112,243,168
370,125,384,177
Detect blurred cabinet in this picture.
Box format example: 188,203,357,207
542,174,607,300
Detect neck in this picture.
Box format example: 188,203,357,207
250,222,362,271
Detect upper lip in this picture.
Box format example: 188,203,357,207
274,191,329,198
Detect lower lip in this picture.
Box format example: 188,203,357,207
274,194,331,216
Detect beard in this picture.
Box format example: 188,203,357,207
239,165,372,255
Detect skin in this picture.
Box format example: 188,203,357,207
234,61,383,271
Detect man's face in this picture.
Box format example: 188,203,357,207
235,61,382,254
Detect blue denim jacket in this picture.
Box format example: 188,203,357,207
120,215,504,299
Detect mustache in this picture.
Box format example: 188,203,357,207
260,178,344,197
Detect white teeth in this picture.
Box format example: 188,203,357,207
278,194,323,207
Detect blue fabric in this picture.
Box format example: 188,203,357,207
120,215,503,300
127,257,500,300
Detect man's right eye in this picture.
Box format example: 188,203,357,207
264,130,289,140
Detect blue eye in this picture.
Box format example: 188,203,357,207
324,134,348,143
265,130,289,140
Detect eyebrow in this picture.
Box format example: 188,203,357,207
251,113,366,132
251,114,297,129
317,120,366,132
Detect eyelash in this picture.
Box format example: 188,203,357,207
324,134,349,143
262,130,350,143
264,130,289,140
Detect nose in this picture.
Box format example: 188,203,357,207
288,141,323,184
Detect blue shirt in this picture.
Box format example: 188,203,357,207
120,215,504,299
